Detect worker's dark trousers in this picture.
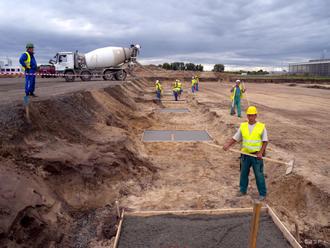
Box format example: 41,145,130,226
173,91,178,101
240,154,267,197
156,90,161,100
195,83,199,91
25,73,36,95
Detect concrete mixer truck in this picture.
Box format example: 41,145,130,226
49,44,140,82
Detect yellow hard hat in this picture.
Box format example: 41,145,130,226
246,106,258,115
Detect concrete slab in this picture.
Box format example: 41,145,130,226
158,108,190,113
173,130,211,141
118,213,292,248
143,130,172,142
143,130,211,142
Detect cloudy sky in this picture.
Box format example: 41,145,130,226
0,0,329,70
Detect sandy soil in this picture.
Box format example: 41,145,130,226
0,70,329,247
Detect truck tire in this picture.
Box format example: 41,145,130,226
115,70,127,81
80,71,92,81
103,70,115,81
64,70,75,82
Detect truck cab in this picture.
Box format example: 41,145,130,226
49,52,75,72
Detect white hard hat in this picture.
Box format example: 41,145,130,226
236,80,241,83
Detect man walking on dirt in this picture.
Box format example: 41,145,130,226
223,106,268,201
230,80,245,117
19,43,37,97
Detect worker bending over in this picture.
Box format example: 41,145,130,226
230,80,246,117
223,106,268,201
155,80,162,100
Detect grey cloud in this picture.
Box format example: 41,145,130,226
0,0,329,69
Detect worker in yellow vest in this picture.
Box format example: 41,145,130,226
19,43,38,97
223,106,268,201
191,76,197,93
155,80,163,100
230,80,245,117
173,84,181,101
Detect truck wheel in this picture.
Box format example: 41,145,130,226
103,70,115,81
64,71,75,82
80,71,92,81
115,70,127,81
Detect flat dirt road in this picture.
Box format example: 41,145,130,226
0,75,329,247
0,77,124,104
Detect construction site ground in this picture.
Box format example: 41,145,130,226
0,69,329,247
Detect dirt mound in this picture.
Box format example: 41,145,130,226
269,174,330,247
0,81,158,247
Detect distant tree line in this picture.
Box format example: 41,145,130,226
158,62,204,71
212,64,225,72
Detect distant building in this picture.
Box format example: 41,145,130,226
0,58,22,74
289,59,330,76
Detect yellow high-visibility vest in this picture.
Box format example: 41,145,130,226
177,82,182,89
230,84,244,100
240,122,265,153
22,52,31,71
155,82,162,91
191,79,196,86
173,87,181,92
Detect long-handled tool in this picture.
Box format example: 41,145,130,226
242,81,250,107
23,95,31,123
207,143,295,175
230,98,236,115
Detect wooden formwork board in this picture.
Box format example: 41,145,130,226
113,206,302,248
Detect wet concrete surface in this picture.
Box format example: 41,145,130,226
119,213,292,248
143,130,211,142
158,108,190,113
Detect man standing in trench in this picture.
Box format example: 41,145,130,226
19,43,37,97
223,106,268,201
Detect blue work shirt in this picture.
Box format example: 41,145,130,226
19,52,37,73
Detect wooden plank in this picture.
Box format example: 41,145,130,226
266,205,302,248
113,210,125,248
249,202,262,248
126,207,267,217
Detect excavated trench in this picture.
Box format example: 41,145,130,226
0,79,158,247
0,77,329,247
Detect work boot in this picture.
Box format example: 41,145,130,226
29,93,37,97
258,195,266,201
236,191,247,197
